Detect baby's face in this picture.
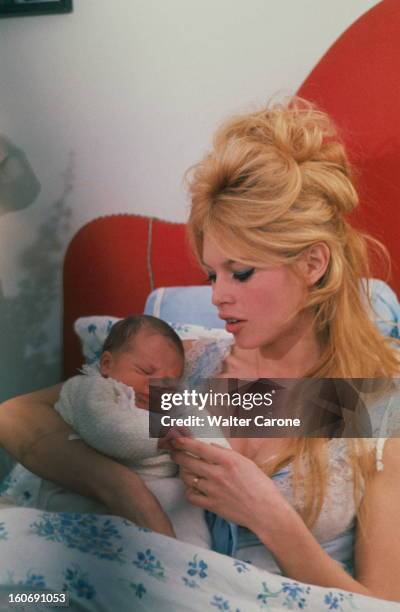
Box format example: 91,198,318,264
99,329,184,409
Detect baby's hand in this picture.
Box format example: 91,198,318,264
157,425,192,452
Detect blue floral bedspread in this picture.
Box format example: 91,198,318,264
0,508,398,612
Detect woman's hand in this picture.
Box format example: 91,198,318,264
170,436,296,541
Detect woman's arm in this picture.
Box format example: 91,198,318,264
0,387,175,535
1,385,105,497
1,385,67,469
171,436,400,601
354,438,400,600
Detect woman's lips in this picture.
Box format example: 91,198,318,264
225,321,246,334
221,318,246,334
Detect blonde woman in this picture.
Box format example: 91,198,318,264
1,98,399,603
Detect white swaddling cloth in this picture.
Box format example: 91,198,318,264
49,369,230,548
55,371,176,477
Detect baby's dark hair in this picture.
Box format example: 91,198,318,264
102,314,184,358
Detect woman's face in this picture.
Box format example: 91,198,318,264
202,235,310,351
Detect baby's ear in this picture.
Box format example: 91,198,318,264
99,351,112,376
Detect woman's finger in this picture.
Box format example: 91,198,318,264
180,468,213,490
171,450,217,479
180,469,195,486
185,486,214,510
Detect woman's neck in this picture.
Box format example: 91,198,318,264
256,314,322,378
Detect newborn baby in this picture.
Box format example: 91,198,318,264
2,315,229,548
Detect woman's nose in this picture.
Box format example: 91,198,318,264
211,278,234,306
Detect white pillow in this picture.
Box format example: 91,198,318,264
74,316,231,365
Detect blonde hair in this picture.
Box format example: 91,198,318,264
186,96,399,527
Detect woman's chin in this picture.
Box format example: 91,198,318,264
234,329,277,353
233,333,262,351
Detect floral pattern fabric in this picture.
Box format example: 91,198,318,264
0,508,398,612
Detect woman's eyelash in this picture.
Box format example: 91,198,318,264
233,268,255,282
207,268,255,283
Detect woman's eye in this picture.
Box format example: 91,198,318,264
206,268,254,283
233,268,255,282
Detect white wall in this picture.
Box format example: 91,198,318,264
0,0,379,400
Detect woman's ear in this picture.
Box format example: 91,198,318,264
297,242,330,287
99,351,113,377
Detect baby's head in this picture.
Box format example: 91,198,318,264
99,315,184,409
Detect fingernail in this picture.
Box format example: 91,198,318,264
173,437,185,447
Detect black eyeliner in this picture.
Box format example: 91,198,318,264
233,268,255,282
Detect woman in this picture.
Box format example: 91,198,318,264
1,97,399,603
